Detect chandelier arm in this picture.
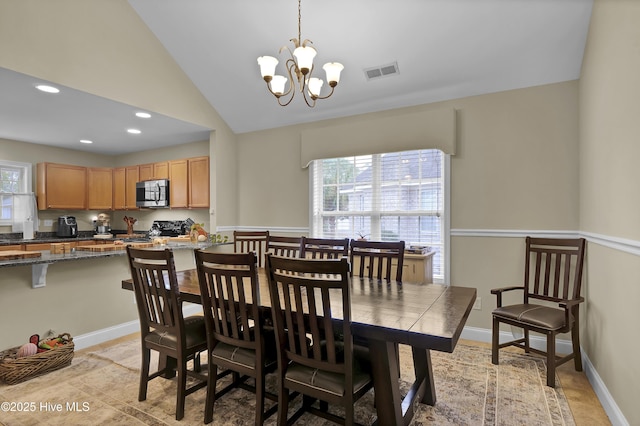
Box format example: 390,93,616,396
314,85,336,100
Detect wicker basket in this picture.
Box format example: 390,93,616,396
0,333,74,385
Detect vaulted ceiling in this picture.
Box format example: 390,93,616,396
0,0,593,155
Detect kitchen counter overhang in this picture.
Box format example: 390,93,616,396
0,241,230,288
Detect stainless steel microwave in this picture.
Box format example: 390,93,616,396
136,179,170,208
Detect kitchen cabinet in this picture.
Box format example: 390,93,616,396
188,156,209,208
169,157,209,208
87,167,113,210
0,245,22,251
113,166,139,210
37,163,87,210
169,159,189,208
139,161,168,181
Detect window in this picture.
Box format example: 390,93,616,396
310,149,447,281
0,160,33,225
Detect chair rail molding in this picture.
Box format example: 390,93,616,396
452,228,640,258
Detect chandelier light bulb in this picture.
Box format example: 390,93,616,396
293,46,317,74
307,78,323,98
323,62,344,86
257,56,278,81
271,75,288,96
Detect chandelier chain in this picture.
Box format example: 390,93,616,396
298,0,302,44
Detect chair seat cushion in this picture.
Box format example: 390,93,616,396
493,304,572,330
145,315,207,350
211,328,277,369
285,342,372,397
285,359,372,398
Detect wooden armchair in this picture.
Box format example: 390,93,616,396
265,254,374,426
126,246,207,420
194,250,278,425
234,230,269,267
491,237,586,387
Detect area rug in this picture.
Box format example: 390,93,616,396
0,340,575,425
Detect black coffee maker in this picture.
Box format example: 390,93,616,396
57,216,78,237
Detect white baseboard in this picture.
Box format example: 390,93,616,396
72,305,203,351
460,326,628,426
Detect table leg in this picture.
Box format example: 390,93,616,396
412,347,436,405
368,339,404,425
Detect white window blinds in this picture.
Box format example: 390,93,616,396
311,149,444,277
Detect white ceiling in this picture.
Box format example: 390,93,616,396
0,0,593,156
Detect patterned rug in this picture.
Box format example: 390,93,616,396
0,340,575,425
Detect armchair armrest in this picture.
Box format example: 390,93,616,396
490,285,524,308
559,296,585,309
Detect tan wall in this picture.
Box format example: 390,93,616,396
237,81,580,332
579,1,640,423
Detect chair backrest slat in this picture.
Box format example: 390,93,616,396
349,239,405,281
524,237,586,304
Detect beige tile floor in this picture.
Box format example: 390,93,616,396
79,335,612,426
458,339,612,426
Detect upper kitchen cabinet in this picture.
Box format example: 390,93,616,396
37,163,87,210
169,159,188,208
87,167,113,210
169,156,209,208
113,166,139,210
188,156,210,208
139,161,169,181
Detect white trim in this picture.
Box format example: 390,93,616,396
71,304,202,351
451,229,578,239
580,230,640,257
451,228,640,258
444,154,451,284
216,226,309,234
460,326,628,426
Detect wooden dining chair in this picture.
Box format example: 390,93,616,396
349,239,406,282
300,237,349,260
234,230,269,267
194,250,278,425
491,237,586,387
125,246,207,421
266,235,303,258
265,254,374,426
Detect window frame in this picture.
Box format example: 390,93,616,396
0,160,33,225
309,150,450,284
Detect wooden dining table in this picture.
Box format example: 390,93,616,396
122,269,476,426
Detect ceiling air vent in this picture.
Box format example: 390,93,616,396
364,62,399,81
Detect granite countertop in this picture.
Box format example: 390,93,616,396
0,240,231,268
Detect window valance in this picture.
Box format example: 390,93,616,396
300,107,457,168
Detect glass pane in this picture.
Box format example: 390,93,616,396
323,186,337,211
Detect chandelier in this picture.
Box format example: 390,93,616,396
257,0,344,107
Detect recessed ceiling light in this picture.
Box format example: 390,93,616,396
135,112,151,118
79,139,93,144
35,84,60,93
127,128,141,134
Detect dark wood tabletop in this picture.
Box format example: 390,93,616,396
122,269,476,425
